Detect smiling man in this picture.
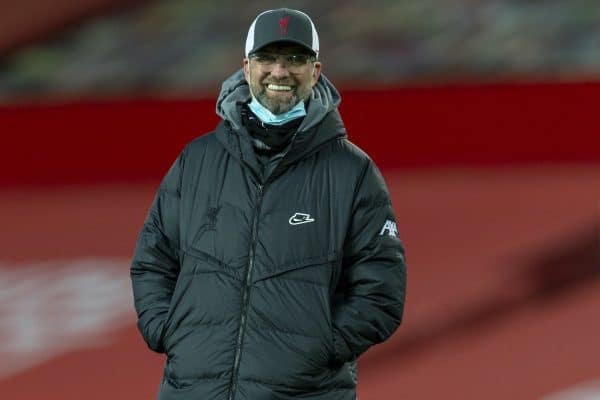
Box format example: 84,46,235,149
245,42,319,114
131,8,406,400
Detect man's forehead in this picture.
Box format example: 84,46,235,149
255,42,312,54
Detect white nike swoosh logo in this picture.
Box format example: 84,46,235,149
289,213,315,225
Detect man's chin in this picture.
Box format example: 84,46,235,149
263,100,297,115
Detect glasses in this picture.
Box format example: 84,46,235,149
249,53,315,69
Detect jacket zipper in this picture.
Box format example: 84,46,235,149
228,183,264,400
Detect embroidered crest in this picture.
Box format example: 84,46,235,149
279,16,290,35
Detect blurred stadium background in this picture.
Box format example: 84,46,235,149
1,0,599,399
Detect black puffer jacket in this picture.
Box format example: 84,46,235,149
130,70,406,400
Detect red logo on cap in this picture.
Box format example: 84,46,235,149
279,16,290,36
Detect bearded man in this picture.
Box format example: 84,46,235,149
131,8,407,400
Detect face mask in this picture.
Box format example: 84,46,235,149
247,96,306,126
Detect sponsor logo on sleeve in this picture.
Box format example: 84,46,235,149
379,219,398,237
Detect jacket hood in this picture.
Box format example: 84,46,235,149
216,68,341,133
214,68,346,181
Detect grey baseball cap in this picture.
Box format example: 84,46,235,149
245,8,320,57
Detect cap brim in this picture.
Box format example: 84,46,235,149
248,39,317,57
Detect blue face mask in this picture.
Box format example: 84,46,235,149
247,96,306,126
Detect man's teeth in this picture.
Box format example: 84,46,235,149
267,84,292,91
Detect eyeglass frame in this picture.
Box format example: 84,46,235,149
248,52,317,69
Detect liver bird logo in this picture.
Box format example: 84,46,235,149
279,16,290,35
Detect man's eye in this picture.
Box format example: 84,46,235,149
255,55,276,63
288,55,309,64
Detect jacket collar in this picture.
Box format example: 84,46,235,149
216,68,342,133
214,69,347,182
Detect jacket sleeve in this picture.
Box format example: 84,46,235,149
332,161,407,364
130,152,184,353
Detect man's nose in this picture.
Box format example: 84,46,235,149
270,60,291,78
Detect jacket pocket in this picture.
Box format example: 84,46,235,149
252,252,339,367
158,371,203,400
251,252,339,284
248,256,341,386
160,270,191,354
161,248,239,353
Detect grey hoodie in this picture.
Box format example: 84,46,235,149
215,68,345,180
216,68,341,133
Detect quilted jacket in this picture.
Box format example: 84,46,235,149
130,70,406,400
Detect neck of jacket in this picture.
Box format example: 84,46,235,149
214,69,347,183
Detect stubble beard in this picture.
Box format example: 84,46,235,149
248,70,312,115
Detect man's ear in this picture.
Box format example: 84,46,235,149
243,58,250,81
311,62,322,86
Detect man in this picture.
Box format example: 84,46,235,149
131,8,406,400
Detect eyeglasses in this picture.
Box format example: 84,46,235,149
249,53,315,69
